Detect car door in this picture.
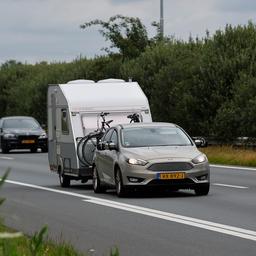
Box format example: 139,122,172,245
96,128,114,183
104,129,119,185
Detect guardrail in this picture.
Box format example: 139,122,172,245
192,136,256,149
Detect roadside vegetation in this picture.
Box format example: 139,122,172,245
0,224,120,256
201,146,256,167
0,225,85,256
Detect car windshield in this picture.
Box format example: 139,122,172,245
121,126,192,147
3,119,40,129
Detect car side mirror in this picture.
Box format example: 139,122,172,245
108,142,117,151
41,124,46,129
194,139,202,147
97,141,105,151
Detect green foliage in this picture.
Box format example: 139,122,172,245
0,225,85,256
80,15,149,60
110,247,119,256
1,21,256,139
29,226,48,256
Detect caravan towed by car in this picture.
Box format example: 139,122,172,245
47,79,152,187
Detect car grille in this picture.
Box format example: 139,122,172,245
148,162,193,172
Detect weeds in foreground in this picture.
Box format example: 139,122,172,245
29,226,48,256
110,247,119,256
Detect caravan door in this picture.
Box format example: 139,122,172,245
48,93,58,171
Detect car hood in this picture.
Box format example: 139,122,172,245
122,146,202,161
3,128,45,136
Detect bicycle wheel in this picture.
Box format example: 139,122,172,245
82,134,99,166
77,136,89,166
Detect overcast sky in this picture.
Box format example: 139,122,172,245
0,0,255,64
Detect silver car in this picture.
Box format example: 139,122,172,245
93,123,210,197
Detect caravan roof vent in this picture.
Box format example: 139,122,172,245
67,79,95,84
97,79,125,83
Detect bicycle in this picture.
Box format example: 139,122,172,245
127,113,141,123
77,112,113,166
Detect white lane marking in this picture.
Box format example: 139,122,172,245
210,164,256,171
83,198,256,241
213,183,248,189
0,156,14,160
4,179,256,242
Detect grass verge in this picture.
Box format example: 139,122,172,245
0,224,120,256
200,145,256,167
0,224,85,256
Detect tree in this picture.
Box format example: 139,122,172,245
80,15,149,60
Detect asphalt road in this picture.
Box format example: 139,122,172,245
0,150,256,256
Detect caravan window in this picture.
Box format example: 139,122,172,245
61,109,69,134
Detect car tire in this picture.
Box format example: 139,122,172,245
1,143,9,154
92,166,105,193
59,169,70,188
194,183,210,196
30,147,38,153
115,168,127,197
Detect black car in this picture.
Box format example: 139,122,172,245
0,116,48,153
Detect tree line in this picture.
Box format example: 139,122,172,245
1,18,256,141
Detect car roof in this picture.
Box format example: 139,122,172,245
118,122,177,129
1,116,35,120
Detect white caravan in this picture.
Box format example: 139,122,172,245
47,79,152,187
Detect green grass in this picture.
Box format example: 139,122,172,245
0,225,85,256
201,145,256,167
0,224,120,256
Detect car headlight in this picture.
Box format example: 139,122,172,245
39,133,47,139
3,133,16,139
192,154,207,164
126,158,148,166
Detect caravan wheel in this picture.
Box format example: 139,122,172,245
59,168,70,188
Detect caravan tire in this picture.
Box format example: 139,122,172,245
59,169,70,188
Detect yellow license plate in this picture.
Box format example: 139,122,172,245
158,172,185,180
22,140,35,144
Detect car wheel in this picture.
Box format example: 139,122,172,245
59,169,70,188
1,143,9,154
30,147,38,153
92,166,105,193
115,168,127,197
194,183,210,196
